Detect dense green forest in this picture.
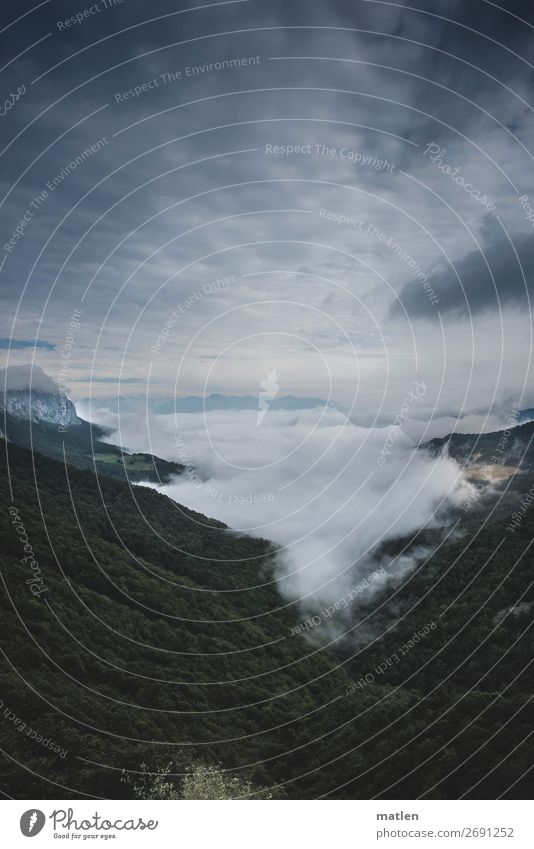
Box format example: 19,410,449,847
0,437,533,799
1,409,184,484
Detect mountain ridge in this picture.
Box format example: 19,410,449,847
1,390,184,485
1,434,532,799
1,388,81,427
81,393,336,415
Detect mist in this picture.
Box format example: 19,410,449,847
89,404,474,621
0,364,60,392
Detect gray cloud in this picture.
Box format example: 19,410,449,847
94,405,472,623
2,0,534,416
0,363,60,391
391,225,534,319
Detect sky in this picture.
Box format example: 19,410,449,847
2,0,534,423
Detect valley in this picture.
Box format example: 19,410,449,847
0,389,533,799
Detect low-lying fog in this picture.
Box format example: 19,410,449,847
83,403,474,616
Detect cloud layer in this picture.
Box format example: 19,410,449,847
393,225,534,319
0,364,60,392
98,406,472,619
2,0,534,420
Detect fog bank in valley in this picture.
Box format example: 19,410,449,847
90,405,473,619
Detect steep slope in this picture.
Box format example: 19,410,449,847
2,388,81,426
424,421,534,467
0,438,366,798
423,421,534,518
1,438,533,799
0,405,184,485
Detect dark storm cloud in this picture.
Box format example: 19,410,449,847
1,0,534,409
261,0,534,152
391,224,534,319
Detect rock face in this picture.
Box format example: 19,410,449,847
1,389,81,427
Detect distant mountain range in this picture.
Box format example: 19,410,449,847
81,393,336,415
5,383,534,511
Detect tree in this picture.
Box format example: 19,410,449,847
125,761,270,800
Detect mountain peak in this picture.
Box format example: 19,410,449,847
1,388,81,428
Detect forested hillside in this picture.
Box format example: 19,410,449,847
1,408,184,484
0,439,532,799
